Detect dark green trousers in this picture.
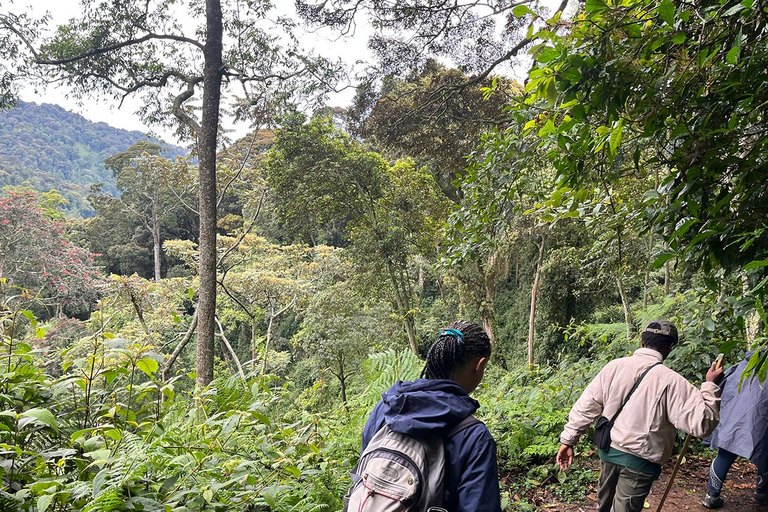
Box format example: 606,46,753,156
597,460,658,512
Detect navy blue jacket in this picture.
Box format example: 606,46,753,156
361,379,502,512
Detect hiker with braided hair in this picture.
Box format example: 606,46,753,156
355,320,502,512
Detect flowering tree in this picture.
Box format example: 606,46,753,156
0,189,102,317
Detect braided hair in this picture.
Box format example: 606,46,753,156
421,320,492,380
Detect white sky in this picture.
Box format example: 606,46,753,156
14,0,373,145
11,0,549,145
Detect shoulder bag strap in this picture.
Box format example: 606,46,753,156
609,361,661,423
447,415,481,438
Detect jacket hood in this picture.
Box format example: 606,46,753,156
379,379,480,438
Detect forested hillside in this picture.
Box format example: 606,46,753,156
0,101,185,215
0,0,767,511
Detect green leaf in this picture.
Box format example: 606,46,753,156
22,408,58,431
671,33,686,45
727,28,743,64
723,4,745,16
136,358,159,377
284,465,301,478
671,217,696,239
538,119,557,137
546,77,558,105
203,489,214,503
670,123,689,139
653,252,676,269
585,0,607,12
609,122,623,156
537,46,559,63
513,5,535,17
21,310,36,328
744,259,768,271
251,410,272,426
37,495,54,512
659,0,675,25
756,298,767,327
261,487,277,509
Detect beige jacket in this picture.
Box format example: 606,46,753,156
559,348,721,464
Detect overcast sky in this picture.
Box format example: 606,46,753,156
12,1,542,146
14,0,374,145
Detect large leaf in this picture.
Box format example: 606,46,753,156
136,358,159,378
22,408,58,431
659,0,675,26
37,495,54,512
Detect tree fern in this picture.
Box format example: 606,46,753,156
82,487,125,512
359,349,422,406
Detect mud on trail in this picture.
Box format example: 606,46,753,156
522,455,765,511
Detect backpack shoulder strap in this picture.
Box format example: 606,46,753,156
610,361,661,423
447,415,482,438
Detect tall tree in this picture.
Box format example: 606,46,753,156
6,0,338,387
352,62,522,201
102,141,195,283
264,114,450,354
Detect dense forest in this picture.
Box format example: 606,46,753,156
0,0,767,511
0,102,185,215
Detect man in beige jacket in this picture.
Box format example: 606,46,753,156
556,320,724,512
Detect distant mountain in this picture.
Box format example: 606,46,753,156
0,101,187,216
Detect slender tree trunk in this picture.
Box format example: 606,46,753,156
215,316,246,381
261,308,274,376
528,233,546,371
261,296,296,375
483,271,496,350
163,310,198,380
251,316,258,373
386,259,419,355
195,0,224,389
339,355,347,407
643,231,653,309
617,275,633,341
403,316,419,355
664,259,671,295
152,208,162,283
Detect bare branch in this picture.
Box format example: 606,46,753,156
36,33,205,66
162,309,198,379
215,315,247,381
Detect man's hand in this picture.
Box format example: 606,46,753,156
556,444,574,471
706,361,724,384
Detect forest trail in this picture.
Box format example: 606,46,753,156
529,455,764,511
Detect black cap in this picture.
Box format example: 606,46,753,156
642,320,678,343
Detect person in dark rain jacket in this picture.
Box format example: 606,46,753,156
701,348,768,508
359,321,502,512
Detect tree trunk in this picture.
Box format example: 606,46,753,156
163,310,198,380
251,316,258,373
339,355,347,407
403,315,419,355
664,259,671,295
385,258,419,355
483,266,496,350
261,308,275,376
195,0,224,389
528,233,546,371
152,207,162,283
643,231,653,309
617,275,633,341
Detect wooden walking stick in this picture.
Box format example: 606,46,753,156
655,433,691,512
656,355,723,512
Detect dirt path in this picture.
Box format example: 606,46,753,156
523,455,765,511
